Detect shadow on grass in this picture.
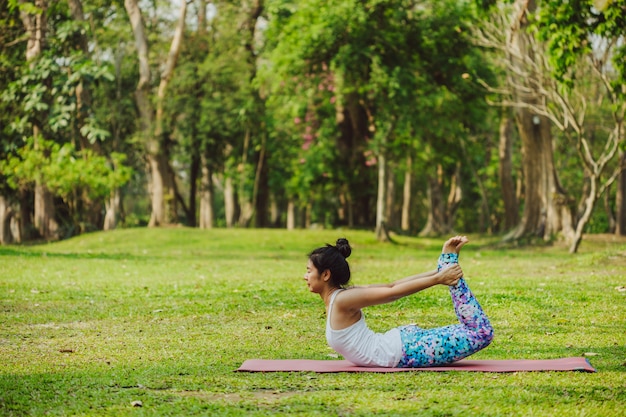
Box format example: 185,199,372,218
0,246,146,261
0,246,286,262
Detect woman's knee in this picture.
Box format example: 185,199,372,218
479,322,494,347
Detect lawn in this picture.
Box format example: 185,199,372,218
1,228,625,416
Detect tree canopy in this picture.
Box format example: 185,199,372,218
0,0,624,252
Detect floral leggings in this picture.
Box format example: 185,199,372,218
396,253,494,368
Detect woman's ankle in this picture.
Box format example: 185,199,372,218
438,253,459,270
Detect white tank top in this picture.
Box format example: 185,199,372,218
326,289,403,367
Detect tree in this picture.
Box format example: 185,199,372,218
236,0,268,228
498,111,520,230
409,1,493,236
537,0,626,242
16,0,59,240
1,139,132,227
89,0,142,230
475,0,573,244
0,0,27,243
4,0,124,239
264,0,492,238
475,0,625,252
535,0,625,250
124,0,187,227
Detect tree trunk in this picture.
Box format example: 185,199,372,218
498,113,519,230
385,163,395,229
337,189,353,227
0,197,8,245
236,132,269,228
401,154,412,232
287,200,296,230
189,0,207,229
154,0,187,225
419,165,445,237
445,163,463,231
304,203,312,228
604,184,616,233
103,46,126,231
419,180,437,237
374,117,399,240
125,0,186,227
146,154,166,226
34,180,58,240
375,150,388,241
506,111,573,242
0,197,15,245
253,134,268,228
504,0,573,242
569,175,600,253
69,0,103,230
32,136,58,240
18,188,32,241
419,162,462,237
187,153,200,227
338,91,371,227
238,130,254,226
199,155,214,229
19,0,58,240
269,194,279,227
462,140,491,233
616,151,626,236
506,113,547,239
238,0,267,228
19,0,46,61
1,196,22,244
103,189,120,231
224,176,236,228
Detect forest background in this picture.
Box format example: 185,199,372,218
0,0,625,253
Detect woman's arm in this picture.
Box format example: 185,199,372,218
337,265,463,311
357,269,438,288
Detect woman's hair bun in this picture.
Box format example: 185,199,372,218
335,238,351,259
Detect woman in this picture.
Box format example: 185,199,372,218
304,236,493,368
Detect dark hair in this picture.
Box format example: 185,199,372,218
308,238,352,288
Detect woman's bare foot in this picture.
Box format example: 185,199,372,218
442,235,469,254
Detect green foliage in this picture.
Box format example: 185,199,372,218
2,52,114,140
182,6,250,157
0,228,625,416
536,0,626,91
9,0,42,15
0,1,26,196
1,137,132,202
2,0,620,239
262,0,493,228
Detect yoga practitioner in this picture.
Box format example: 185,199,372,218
304,236,494,368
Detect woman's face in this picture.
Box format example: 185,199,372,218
304,259,326,294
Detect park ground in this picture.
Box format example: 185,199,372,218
1,228,625,416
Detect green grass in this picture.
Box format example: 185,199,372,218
1,228,625,416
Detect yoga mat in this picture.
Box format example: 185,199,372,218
237,357,596,373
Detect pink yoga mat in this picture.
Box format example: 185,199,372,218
237,357,596,373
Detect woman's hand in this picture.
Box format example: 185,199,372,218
437,264,463,286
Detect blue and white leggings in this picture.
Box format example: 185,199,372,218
396,253,494,368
